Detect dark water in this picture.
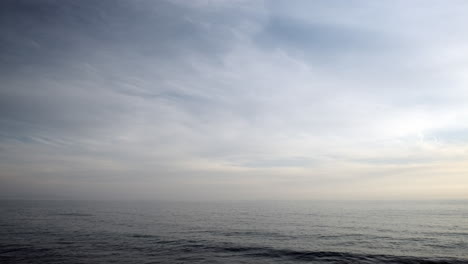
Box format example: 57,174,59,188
1,200,467,263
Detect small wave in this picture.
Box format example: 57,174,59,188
130,234,156,238
54,213,93,217
0,245,53,255
207,229,296,240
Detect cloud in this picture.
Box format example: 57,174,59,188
0,0,467,200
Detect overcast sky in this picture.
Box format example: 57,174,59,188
1,0,467,200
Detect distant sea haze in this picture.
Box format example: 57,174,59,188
1,200,467,263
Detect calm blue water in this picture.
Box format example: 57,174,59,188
1,200,467,263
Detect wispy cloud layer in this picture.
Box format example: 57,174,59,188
1,0,467,200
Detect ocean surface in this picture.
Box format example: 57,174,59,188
0,200,467,264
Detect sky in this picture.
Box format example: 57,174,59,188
1,0,467,200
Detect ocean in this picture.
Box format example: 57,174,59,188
1,200,467,263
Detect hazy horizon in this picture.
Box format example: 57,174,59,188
1,0,468,201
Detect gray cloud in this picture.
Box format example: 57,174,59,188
255,16,385,58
